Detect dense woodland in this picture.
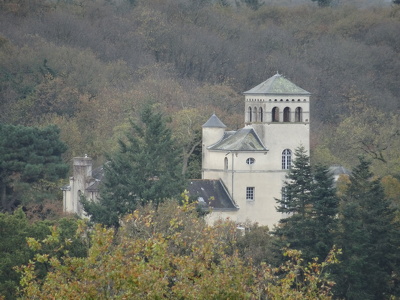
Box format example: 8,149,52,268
1,0,400,299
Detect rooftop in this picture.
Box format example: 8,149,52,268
208,126,268,151
244,73,310,95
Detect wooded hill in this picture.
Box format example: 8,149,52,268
1,0,400,176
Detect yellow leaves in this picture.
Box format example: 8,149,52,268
26,237,41,251
19,200,339,299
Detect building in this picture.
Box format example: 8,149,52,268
61,156,102,218
189,73,310,228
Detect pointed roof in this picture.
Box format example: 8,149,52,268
244,73,310,95
202,114,227,128
209,126,268,151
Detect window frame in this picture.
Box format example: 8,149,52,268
282,149,292,170
246,157,255,165
246,187,255,201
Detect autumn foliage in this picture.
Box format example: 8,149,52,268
18,198,338,299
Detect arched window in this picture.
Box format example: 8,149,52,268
248,107,252,122
272,107,279,122
282,149,292,170
283,107,291,122
259,107,263,122
295,107,302,122
253,107,257,122
224,157,228,171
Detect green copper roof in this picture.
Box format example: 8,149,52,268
244,74,310,95
209,127,268,151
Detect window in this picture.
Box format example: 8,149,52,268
224,157,228,171
248,107,252,122
246,157,255,165
282,149,292,170
246,187,255,201
253,107,258,122
295,107,302,122
259,107,263,122
283,107,290,122
272,107,279,122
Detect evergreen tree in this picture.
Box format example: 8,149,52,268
274,147,339,262
0,124,68,212
274,146,314,259
334,157,400,299
309,165,339,260
82,105,185,227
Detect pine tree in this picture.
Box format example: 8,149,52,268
334,157,400,299
274,146,314,259
82,105,185,227
0,124,68,211
309,165,339,260
274,147,339,262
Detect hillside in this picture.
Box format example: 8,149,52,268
1,0,400,175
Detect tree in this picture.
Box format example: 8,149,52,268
334,157,400,299
274,146,314,259
0,124,68,212
0,208,87,300
309,165,339,260
274,147,339,263
82,105,185,227
19,199,339,299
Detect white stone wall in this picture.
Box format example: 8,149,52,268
203,92,310,228
63,157,92,218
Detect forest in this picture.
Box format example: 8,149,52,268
1,0,400,299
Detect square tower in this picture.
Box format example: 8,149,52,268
199,74,311,228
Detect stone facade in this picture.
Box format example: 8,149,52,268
202,74,310,228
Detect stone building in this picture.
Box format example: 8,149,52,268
61,156,102,218
64,74,311,228
189,73,310,228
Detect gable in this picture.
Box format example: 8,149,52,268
208,127,268,151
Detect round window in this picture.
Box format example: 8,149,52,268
246,158,255,165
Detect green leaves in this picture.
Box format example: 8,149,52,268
0,124,68,211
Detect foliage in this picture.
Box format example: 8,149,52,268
0,209,87,300
0,124,68,212
334,157,400,299
1,0,400,175
274,147,339,263
82,105,185,227
18,199,338,299
320,106,400,176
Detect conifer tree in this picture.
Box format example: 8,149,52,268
82,105,185,227
274,146,314,259
334,157,400,299
274,147,339,262
0,124,68,211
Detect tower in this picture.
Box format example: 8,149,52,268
244,73,310,168
200,74,311,227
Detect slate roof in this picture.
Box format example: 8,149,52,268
244,73,310,95
209,126,268,152
187,179,238,211
202,114,227,128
